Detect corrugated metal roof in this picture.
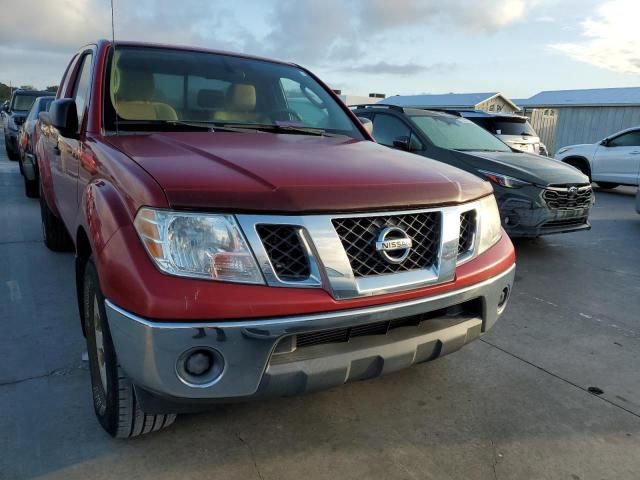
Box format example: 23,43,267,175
516,87,640,107
380,92,501,108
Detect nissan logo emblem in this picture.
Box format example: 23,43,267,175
375,226,413,264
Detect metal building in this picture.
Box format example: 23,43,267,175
514,87,640,155
380,92,520,114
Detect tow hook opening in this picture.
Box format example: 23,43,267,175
176,347,225,387
497,286,510,313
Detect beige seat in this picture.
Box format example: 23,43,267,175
113,69,178,121
212,84,260,123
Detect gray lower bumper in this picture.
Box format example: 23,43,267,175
105,265,515,403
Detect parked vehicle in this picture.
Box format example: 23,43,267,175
38,40,515,437
555,126,640,189
18,96,54,197
352,104,593,237
445,110,549,156
1,100,8,121
3,89,49,160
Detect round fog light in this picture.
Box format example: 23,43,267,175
176,347,225,387
185,351,213,376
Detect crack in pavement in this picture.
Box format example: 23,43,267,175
480,338,640,420
237,433,266,480
0,364,85,388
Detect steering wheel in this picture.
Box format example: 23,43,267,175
269,109,303,123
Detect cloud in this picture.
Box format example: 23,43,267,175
551,0,640,74
337,62,457,75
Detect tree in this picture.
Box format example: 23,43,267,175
19,85,35,90
46,85,59,93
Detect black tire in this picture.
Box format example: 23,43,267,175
596,182,619,189
84,260,176,438
24,176,38,198
39,183,73,251
563,158,591,182
7,145,19,161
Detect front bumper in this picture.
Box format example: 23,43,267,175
105,264,515,411
496,186,593,238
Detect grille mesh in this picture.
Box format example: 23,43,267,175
543,186,592,210
256,225,310,282
332,212,441,277
458,210,476,257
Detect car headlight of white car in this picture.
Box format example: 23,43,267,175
134,208,264,284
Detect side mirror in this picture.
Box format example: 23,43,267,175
601,138,610,146
357,116,373,136
392,135,412,151
2,104,8,113
49,99,78,137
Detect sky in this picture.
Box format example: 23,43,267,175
0,0,638,98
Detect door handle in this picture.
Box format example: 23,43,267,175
53,145,61,155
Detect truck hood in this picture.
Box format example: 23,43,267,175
453,150,590,186
106,132,491,212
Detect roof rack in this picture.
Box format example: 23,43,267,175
349,104,405,112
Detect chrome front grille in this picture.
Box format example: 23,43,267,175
237,200,486,299
458,210,476,257
256,225,311,282
332,212,441,277
543,185,592,210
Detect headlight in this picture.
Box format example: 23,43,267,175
478,170,531,189
134,208,264,284
477,195,502,255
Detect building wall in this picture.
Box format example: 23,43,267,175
476,97,518,114
529,106,640,154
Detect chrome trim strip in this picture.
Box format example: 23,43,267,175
104,263,515,331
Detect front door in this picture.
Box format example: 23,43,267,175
593,129,640,185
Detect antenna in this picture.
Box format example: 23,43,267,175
111,0,119,135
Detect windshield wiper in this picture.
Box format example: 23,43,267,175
455,148,507,152
519,132,534,137
114,119,256,133
222,123,337,137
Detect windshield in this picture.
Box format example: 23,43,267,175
11,94,39,112
410,115,511,152
104,47,362,138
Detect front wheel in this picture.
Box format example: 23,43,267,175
84,260,176,438
596,182,619,189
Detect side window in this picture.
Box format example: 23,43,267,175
608,131,640,147
280,77,328,127
372,114,412,146
72,54,93,128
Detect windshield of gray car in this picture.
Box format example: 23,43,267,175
104,46,363,139
11,94,39,112
409,115,511,152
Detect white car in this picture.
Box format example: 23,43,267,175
555,126,640,189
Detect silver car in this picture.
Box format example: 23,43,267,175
457,111,549,156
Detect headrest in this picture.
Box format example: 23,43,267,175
197,89,225,108
114,68,155,101
227,84,256,111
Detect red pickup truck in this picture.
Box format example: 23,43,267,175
37,40,515,438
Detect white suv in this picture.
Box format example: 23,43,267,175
555,127,640,189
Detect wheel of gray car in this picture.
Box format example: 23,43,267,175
39,182,74,251
24,176,38,198
595,182,619,189
84,260,177,438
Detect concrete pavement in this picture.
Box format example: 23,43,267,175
1,125,640,480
